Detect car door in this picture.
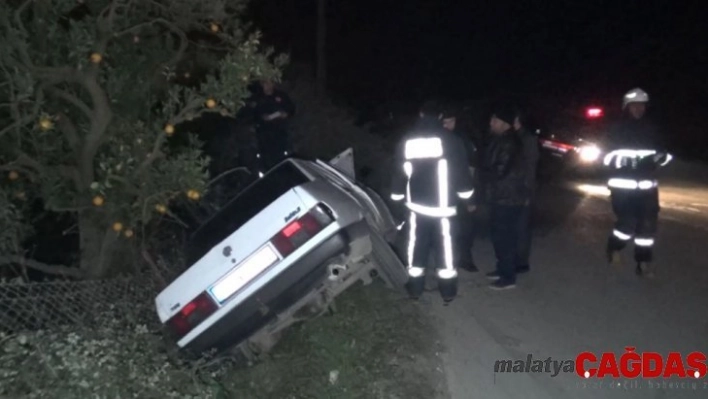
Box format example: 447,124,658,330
315,153,398,240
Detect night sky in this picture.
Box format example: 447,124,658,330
250,1,706,118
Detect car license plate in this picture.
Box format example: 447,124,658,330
209,245,279,303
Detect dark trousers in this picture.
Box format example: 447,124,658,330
405,212,457,300
516,203,532,268
490,204,524,284
453,206,475,265
607,188,659,262
255,128,291,174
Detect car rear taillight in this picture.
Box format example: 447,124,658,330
167,291,218,340
271,204,334,257
586,107,603,119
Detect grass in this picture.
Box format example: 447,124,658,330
0,279,447,399
220,280,447,399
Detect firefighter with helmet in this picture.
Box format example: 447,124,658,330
389,100,475,302
603,88,672,277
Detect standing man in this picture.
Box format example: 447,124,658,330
482,104,528,290
513,109,540,274
253,79,296,177
441,105,478,272
603,88,671,278
390,100,475,302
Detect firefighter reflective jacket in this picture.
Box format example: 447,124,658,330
390,117,475,217
603,116,671,190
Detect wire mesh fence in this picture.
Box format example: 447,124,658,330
0,274,161,334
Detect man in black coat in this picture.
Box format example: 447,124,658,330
252,79,296,176
481,104,528,290
441,105,479,273
513,108,540,274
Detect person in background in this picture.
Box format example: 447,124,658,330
389,100,475,303
603,88,671,278
441,105,478,272
252,79,296,177
481,104,528,290
513,108,540,274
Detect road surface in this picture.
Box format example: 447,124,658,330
416,163,708,399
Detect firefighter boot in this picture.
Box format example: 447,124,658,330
405,275,425,300
606,248,622,266
438,276,458,304
635,262,655,278
606,238,622,266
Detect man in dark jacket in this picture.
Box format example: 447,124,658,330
441,105,479,272
513,109,540,274
482,104,528,290
252,79,296,176
603,88,671,278
390,100,475,302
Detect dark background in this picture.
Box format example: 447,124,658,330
248,0,707,154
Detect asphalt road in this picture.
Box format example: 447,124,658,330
417,164,708,399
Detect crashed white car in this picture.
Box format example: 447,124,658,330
155,149,407,356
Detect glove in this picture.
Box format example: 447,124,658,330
653,153,671,166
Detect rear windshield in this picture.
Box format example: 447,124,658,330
185,161,310,265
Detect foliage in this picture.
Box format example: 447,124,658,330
0,0,288,278
0,191,23,255
0,281,445,399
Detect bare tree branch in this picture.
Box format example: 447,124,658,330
136,132,166,175
47,88,93,120
57,164,83,190
54,112,82,156
141,249,167,289
106,175,141,195
0,255,85,278
80,75,113,187
116,17,190,84
207,166,251,187
135,96,203,176
0,117,34,139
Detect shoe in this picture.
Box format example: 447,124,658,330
607,249,622,266
486,271,500,281
489,280,517,290
459,261,478,272
516,265,530,274
636,262,655,278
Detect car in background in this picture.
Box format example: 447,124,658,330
154,149,407,357
539,105,610,176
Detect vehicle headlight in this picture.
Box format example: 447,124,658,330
578,145,601,162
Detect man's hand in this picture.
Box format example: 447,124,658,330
262,112,280,121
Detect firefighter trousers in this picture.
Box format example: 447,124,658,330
404,211,458,301
607,187,659,263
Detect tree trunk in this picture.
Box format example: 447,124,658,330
78,210,117,279
316,0,327,97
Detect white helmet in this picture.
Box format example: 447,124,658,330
623,88,649,108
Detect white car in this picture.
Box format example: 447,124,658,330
155,149,407,356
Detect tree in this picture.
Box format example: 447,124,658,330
0,0,288,279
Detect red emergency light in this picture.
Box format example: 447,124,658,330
586,107,603,118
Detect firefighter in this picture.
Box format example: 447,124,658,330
390,100,475,302
603,88,672,277
252,79,296,177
